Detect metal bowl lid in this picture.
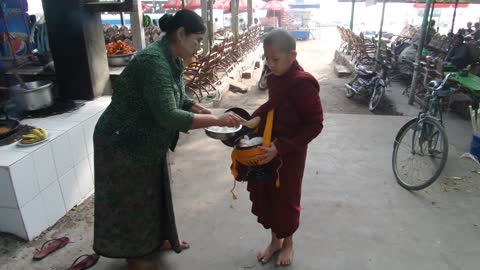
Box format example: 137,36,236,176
9,80,53,93
205,125,242,134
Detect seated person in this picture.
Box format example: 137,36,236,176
398,43,417,64
427,20,437,44
459,22,474,36
445,34,471,70
475,22,480,41
467,22,474,34
467,22,480,41
239,18,247,32
213,18,224,35
397,43,418,74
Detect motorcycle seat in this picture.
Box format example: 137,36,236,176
357,65,377,77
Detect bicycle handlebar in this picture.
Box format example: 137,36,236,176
435,73,453,91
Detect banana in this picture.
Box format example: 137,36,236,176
31,129,46,139
38,128,48,138
21,137,41,144
22,134,38,140
21,128,48,144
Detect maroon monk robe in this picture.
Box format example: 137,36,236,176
235,60,324,238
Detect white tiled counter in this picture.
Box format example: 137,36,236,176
0,96,110,240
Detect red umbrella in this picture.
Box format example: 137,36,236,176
413,3,469,8
186,0,202,10
239,0,248,10
254,0,264,9
213,0,249,11
163,0,182,9
261,0,288,11
213,0,228,10
141,3,152,12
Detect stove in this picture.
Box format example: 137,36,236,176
5,99,85,120
0,124,34,147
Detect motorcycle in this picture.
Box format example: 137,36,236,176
345,58,393,112
257,54,269,91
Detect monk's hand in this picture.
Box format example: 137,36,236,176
257,143,278,165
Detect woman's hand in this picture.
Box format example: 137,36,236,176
200,108,212,114
216,112,243,127
257,143,278,165
191,104,212,114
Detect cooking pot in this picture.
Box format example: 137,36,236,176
10,80,54,111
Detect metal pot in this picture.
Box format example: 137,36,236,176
205,125,243,141
108,53,134,67
203,107,253,147
10,80,54,111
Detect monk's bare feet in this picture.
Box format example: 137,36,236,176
257,240,282,264
159,240,190,251
276,238,294,266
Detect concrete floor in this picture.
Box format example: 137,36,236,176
2,112,479,270
1,27,480,270
105,113,480,270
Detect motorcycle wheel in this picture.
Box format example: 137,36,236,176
257,69,268,90
369,83,385,112
345,78,357,99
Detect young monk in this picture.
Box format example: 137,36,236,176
233,29,324,266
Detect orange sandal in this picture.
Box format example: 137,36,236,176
33,237,70,260
66,254,100,270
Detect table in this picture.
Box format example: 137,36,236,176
0,97,110,240
446,72,480,96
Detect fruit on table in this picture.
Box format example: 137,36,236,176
106,40,136,56
21,128,48,144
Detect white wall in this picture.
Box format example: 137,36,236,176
27,0,44,16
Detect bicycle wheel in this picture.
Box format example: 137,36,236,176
392,117,448,190
369,83,385,112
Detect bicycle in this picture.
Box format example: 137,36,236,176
392,73,453,190
402,58,439,103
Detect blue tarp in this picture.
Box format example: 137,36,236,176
288,4,321,9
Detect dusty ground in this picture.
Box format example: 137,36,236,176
220,31,401,116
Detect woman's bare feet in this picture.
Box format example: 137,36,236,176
127,258,157,270
276,237,294,266
159,240,190,251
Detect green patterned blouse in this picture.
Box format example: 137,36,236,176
94,38,196,164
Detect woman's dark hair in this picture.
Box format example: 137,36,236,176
159,9,206,37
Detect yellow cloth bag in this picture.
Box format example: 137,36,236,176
230,110,282,196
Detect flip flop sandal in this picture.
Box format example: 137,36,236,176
66,254,100,270
33,237,70,260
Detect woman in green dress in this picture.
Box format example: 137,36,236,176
93,10,242,270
